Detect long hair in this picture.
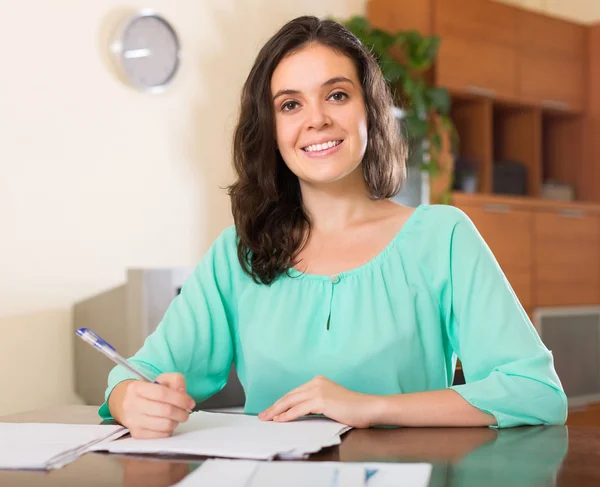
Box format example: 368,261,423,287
228,15,407,285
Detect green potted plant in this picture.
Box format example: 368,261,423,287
338,16,458,204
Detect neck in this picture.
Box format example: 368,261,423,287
299,168,381,233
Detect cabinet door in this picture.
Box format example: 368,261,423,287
435,0,517,44
519,54,585,111
367,0,433,34
455,201,533,309
517,11,586,111
534,210,600,306
436,36,518,99
435,0,518,99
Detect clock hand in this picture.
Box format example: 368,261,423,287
124,48,151,59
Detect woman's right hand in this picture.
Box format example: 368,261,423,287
108,373,195,439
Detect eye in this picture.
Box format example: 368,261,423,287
281,100,299,112
329,91,348,102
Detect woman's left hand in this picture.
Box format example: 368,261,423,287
258,376,382,428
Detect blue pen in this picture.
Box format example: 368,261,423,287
75,327,157,383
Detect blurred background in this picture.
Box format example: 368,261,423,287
1,0,600,421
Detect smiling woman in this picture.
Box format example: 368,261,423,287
99,16,567,439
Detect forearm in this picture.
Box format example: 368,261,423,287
372,389,497,428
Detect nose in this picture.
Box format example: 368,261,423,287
305,102,332,130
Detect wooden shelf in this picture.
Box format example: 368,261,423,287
452,191,600,214
368,0,599,204
492,103,541,198
450,94,492,193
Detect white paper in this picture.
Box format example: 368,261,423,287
363,462,432,487
176,460,258,487
335,464,366,487
0,423,128,470
249,461,338,487
173,459,433,487
92,411,351,460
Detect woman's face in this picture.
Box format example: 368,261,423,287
270,43,368,187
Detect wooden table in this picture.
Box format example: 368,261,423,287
1,405,599,486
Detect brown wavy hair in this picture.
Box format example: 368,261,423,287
228,15,407,285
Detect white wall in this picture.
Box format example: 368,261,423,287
496,0,600,23
0,0,365,416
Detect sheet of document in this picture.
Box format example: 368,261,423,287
173,459,433,487
0,423,127,470
92,411,351,460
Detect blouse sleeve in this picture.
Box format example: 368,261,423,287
444,208,567,428
98,228,239,420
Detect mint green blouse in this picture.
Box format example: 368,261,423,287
99,205,567,428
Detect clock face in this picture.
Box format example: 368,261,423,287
114,12,180,92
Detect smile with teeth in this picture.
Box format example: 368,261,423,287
302,140,343,153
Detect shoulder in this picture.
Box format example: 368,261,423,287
211,225,239,253
192,225,241,275
407,204,477,241
398,204,485,270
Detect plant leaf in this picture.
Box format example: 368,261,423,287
379,53,407,83
404,114,429,140
428,87,451,115
431,133,442,152
344,16,370,36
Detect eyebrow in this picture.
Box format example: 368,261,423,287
272,76,355,102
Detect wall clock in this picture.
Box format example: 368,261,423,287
110,9,181,93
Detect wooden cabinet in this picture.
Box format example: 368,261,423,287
533,208,600,306
519,53,585,111
453,195,533,309
453,193,600,310
436,36,518,99
367,0,433,34
434,0,518,99
585,24,600,203
517,10,586,111
435,0,517,44
369,0,588,110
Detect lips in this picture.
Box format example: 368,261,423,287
301,139,344,153
300,139,344,158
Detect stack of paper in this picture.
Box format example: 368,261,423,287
91,410,351,460
173,459,433,487
0,423,128,470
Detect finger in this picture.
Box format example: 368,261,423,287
155,373,186,391
260,391,308,421
273,401,316,423
137,414,179,434
138,397,190,423
259,376,325,419
134,382,195,412
129,427,172,440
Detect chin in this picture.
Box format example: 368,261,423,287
301,168,357,185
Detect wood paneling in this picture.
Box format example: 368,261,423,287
435,0,518,45
585,24,600,203
451,97,493,193
518,9,587,60
533,210,600,307
517,10,586,111
367,0,432,34
455,200,533,309
493,105,542,197
436,36,518,99
542,115,585,199
519,53,585,110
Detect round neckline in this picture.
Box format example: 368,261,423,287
287,204,425,281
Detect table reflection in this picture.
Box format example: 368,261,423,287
334,425,568,487
118,456,191,487
105,425,568,487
